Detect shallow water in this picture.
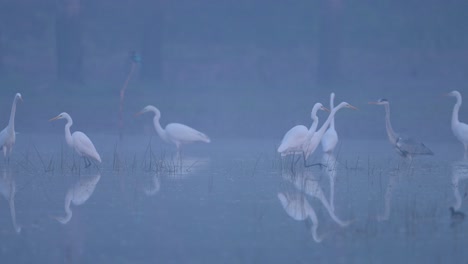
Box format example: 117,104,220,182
0,134,467,263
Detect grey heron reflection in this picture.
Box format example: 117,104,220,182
0,168,21,233
54,172,101,224
377,169,401,221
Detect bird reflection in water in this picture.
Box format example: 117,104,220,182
377,168,400,222
321,152,338,212
282,169,351,228
144,173,161,196
54,172,101,224
278,191,323,243
451,159,468,225
0,168,21,233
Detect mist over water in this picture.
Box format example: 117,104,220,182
1,0,468,263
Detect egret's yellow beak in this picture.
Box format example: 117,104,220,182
135,111,143,117
49,116,60,122
322,107,330,112
348,104,358,110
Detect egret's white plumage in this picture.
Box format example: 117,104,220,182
303,101,357,160
447,91,468,158
136,105,210,154
277,103,328,156
0,93,22,159
49,112,101,166
321,92,338,154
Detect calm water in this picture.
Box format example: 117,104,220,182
0,134,467,263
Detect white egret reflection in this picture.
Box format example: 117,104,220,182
321,152,338,212
281,168,351,237
451,159,468,211
278,191,323,243
54,172,101,224
144,173,161,196
0,168,21,233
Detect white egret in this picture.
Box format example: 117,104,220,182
136,105,210,156
321,92,338,154
278,192,323,243
277,103,329,156
303,101,358,162
0,93,22,159
446,91,468,158
54,173,101,224
49,112,101,167
369,99,433,159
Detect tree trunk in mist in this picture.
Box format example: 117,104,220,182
317,0,343,86
141,0,164,83
55,0,84,84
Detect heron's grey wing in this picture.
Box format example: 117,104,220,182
395,135,434,157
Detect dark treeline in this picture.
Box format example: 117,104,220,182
1,0,467,88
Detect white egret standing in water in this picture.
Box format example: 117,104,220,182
0,93,22,160
446,91,468,158
49,112,101,167
369,99,433,159
278,103,329,156
302,101,357,163
136,105,211,156
321,92,338,154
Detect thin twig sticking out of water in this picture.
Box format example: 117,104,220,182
119,61,137,141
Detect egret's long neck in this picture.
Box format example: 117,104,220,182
329,97,335,130
384,104,397,144
57,191,73,224
8,98,17,132
317,107,340,138
64,117,73,147
306,115,319,140
452,94,462,127
153,116,168,142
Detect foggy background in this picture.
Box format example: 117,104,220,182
0,0,467,142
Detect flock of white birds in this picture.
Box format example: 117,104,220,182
0,91,467,166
